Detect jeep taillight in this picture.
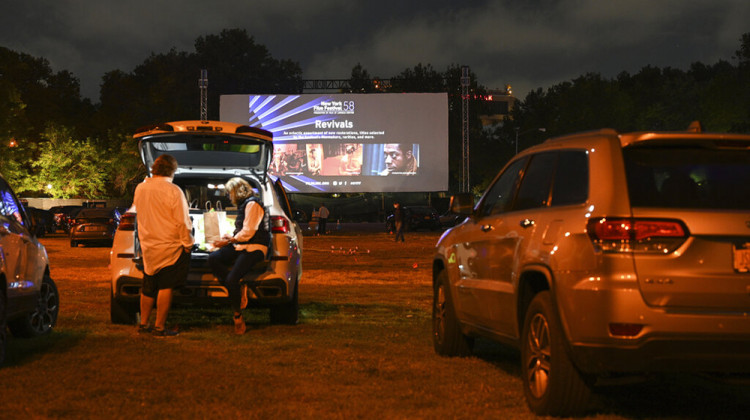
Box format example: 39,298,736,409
586,217,688,253
270,215,289,233
118,214,136,231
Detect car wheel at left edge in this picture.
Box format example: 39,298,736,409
9,274,59,338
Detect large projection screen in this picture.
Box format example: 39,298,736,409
220,93,449,193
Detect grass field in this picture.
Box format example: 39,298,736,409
1,228,748,419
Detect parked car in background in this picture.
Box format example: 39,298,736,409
109,120,303,326
438,209,467,229
24,206,55,237
49,205,83,233
432,122,750,416
1,175,59,366
385,206,441,232
69,207,121,247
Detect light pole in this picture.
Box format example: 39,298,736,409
514,127,546,155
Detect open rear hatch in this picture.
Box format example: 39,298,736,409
139,136,271,181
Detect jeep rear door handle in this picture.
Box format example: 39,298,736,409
481,224,494,232
520,219,535,228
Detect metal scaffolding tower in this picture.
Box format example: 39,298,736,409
461,66,470,193
199,69,208,121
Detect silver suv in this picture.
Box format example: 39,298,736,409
1,175,59,366
432,122,750,416
109,120,303,326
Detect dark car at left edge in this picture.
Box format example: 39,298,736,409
1,175,59,366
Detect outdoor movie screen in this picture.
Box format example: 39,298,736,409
220,93,449,193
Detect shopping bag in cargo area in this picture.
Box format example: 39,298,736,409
203,201,227,245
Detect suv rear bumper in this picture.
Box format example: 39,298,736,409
570,337,750,374
559,273,750,374
113,273,293,306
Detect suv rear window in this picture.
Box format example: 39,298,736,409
624,147,750,210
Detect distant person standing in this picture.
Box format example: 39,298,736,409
317,203,330,235
134,154,194,337
393,202,405,243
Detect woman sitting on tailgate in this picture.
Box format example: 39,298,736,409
208,177,268,335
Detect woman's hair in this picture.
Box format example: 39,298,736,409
225,177,254,206
151,154,178,177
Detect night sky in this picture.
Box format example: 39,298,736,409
1,0,748,100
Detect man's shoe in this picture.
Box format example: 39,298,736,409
152,327,180,338
240,285,248,309
137,324,152,334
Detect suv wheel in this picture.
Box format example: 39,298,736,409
521,291,591,416
269,281,299,325
9,274,59,338
432,270,473,356
110,286,139,325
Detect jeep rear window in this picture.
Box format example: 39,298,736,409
624,147,750,210
145,134,264,169
151,140,260,154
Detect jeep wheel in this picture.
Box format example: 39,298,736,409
110,286,139,325
9,274,59,338
521,291,591,416
432,270,473,356
269,281,299,325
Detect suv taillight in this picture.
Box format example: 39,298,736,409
118,214,136,231
586,217,688,253
270,216,289,233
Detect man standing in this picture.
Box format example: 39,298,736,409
317,203,330,235
393,202,405,243
134,154,193,337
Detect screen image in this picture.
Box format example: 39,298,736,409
220,93,449,193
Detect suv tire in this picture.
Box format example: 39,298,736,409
9,274,59,338
269,281,299,325
521,291,591,416
432,270,473,357
110,286,139,325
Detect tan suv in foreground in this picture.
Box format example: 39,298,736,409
432,122,750,416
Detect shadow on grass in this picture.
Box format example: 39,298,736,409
165,300,344,330
4,330,85,367
465,338,750,418
591,373,750,418
470,337,522,378
168,300,426,328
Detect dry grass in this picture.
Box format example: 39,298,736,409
1,228,748,419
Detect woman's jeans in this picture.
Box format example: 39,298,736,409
208,245,265,312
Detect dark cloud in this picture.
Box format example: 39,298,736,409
1,0,747,100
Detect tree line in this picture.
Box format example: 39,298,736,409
1,29,749,198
